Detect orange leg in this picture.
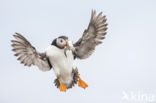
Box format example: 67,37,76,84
77,73,88,89
58,78,67,92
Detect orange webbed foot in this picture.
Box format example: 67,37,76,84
58,78,67,92
77,73,88,89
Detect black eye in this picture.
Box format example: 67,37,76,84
60,39,63,42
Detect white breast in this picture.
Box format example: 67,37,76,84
45,46,74,86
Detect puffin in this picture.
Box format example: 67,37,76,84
11,10,107,92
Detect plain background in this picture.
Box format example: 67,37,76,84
0,0,156,103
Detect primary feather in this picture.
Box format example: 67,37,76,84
73,10,108,59
11,33,51,71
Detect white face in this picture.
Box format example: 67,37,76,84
56,38,67,49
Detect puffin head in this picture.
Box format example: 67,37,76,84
51,36,70,50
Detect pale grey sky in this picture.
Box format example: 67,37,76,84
0,0,156,103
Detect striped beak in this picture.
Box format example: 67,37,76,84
66,40,70,50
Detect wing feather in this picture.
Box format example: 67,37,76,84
73,10,108,59
11,33,52,71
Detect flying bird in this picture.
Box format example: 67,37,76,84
11,10,108,92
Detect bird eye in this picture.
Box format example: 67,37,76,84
60,39,63,43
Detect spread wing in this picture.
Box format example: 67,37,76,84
11,33,52,71
73,10,108,59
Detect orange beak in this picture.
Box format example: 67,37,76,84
66,40,70,50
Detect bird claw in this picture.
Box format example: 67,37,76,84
77,73,88,89
59,84,67,92
58,78,67,92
